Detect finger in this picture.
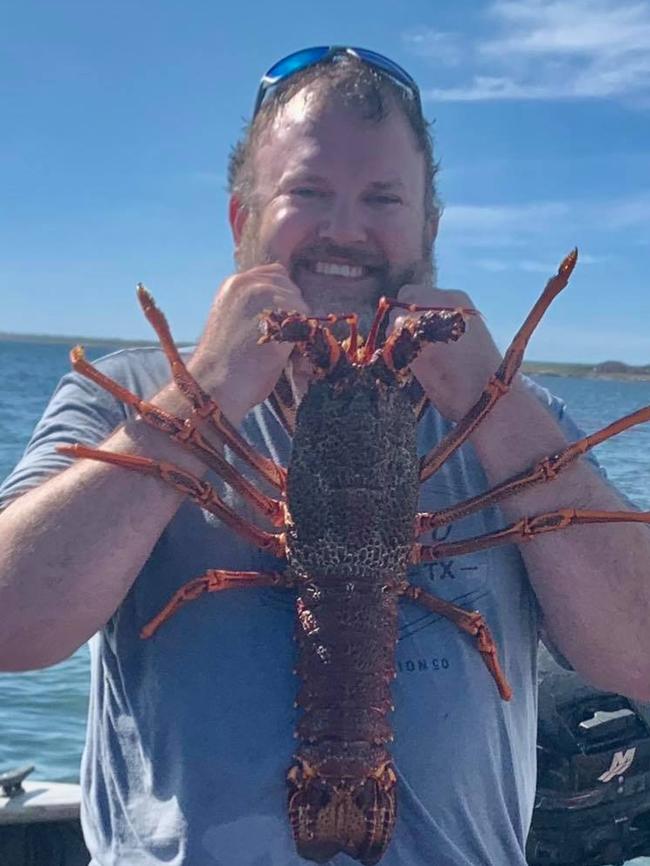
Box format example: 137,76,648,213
237,265,309,310
273,286,310,314
248,262,289,275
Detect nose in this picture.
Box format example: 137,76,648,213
317,198,367,245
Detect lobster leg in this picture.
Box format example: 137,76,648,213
361,298,476,364
265,312,358,435
259,310,352,377
413,506,650,562
137,285,286,491
399,582,512,700
140,568,294,638
371,305,473,375
419,249,578,483
57,445,287,558
68,348,284,526
261,306,471,381
417,403,650,533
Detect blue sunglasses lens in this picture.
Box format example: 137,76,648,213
264,47,330,84
354,49,417,87
254,46,420,116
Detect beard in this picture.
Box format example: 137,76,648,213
235,211,437,338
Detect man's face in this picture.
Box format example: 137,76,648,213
233,89,437,332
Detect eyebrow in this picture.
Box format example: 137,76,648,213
367,180,406,191
280,174,407,193
281,172,330,186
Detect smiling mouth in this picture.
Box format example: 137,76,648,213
298,260,382,281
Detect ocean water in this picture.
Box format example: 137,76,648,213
0,340,126,782
1,341,650,862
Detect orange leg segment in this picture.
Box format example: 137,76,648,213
68,347,284,526
57,444,287,557
414,507,650,562
258,310,352,376
140,569,294,638
376,309,470,377
137,285,286,492
420,249,578,483
417,403,650,533
302,312,360,360
362,297,476,364
399,582,512,700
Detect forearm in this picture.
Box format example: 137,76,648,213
0,381,209,671
470,377,650,699
0,266,304,672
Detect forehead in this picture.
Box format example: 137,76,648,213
252,90,425,193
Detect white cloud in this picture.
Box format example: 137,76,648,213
424,77,560,102
475,252,605,272
483,0,650,58
476,257,562,272
527,323,650,363
606,193,650,227
441,194,649,243
442,201,570,233
475,258,511,271
576,252,607,264
402,27,463,66
411,0,650,103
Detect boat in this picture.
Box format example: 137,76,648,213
0,765,89,866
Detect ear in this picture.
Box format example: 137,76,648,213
229,194,249,244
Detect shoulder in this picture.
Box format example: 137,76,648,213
0,346,192,508
88,345,191,400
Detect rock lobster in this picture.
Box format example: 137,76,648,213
58,249,650,864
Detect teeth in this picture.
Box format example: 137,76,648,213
314,261,364,278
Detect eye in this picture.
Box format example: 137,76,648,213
366,193,402,206
291,187,327,199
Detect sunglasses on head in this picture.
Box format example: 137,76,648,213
253,46,422,117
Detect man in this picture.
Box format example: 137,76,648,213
1,47,649,866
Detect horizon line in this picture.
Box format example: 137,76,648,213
0,331,193,348
1,331,648,370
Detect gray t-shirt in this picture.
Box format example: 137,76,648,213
0,347,591,866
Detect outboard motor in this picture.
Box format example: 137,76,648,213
527,645,650,865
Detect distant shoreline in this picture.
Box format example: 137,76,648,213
0,332,190,349
522,361,650,382
1,332,649,381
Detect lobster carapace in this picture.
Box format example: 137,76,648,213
59,249,650,864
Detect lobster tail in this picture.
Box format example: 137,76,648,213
284,372,417,862
287,750,397,865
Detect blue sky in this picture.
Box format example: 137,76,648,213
2,0,649,363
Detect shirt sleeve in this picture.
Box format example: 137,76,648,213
522,375,603,473
522,375,646,507
521,375,634,671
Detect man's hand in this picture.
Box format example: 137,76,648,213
393,283,502,423
188,264,309,425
